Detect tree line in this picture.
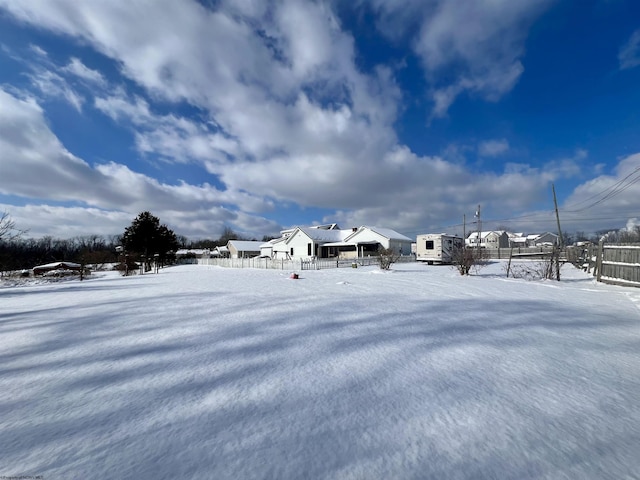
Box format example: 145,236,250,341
0,211,269,272
0,233,121,272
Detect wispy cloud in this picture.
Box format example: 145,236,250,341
479,139,510,157
62,57,107,86
27,69,85,111
619,29,640,70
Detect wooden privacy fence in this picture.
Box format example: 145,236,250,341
483,246,556,259
595,243,640,287
571,242,640,287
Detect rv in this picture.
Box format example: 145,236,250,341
416,233,463,265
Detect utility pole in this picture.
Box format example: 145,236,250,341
463,214,466,242
475,204,481,251
552,183,564,248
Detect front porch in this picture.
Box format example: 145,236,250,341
320,241,381,259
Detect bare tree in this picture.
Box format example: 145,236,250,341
218,226,242,245
0,211,26,242
451,245,488,275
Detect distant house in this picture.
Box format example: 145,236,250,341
528,232,559,246
480,231,559,248
213,245,229,257
175,249,211,264
466,231,510,249
175,249,210,259
33,261,83,276
508,233,528,248
261,224,413,260
227,240,263,259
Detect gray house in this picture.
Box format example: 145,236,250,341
466,231,510,249
528,232,559,246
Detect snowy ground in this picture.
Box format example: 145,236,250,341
2,261,640,479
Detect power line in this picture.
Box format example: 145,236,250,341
562,165,640,213
403,202,640,236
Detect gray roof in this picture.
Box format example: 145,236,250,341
227,240,264,251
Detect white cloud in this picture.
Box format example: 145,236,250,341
95,90,240,165
62,57,107,86
27,69,85,111
275,0,335,80
94,89,153,124
29,44,47,57
541,149,585,180
0,89,100,200
0,87,276,237
559,153,640,233
0,203,131,239
367,0,553,117
9,45,103,112
619,29,640,70
479,139,509,157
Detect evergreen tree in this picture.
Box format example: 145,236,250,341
122,212,179,270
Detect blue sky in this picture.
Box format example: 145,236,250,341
1,0,639,241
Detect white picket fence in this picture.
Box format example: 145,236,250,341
197,255,416,270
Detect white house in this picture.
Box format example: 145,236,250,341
262,224,413,260
278,225,347,259
331,226,413,259
213,245,229,257
227,240,264,259
260,237,286,258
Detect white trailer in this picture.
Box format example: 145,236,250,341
416,233,463,264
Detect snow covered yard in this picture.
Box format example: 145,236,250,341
1,262,640,479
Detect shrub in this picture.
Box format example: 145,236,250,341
377,248,398,270
505,250,561,281
451,246,488,275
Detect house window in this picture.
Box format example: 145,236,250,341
425,240,435,250
307,243,312,256
290,247,294,256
